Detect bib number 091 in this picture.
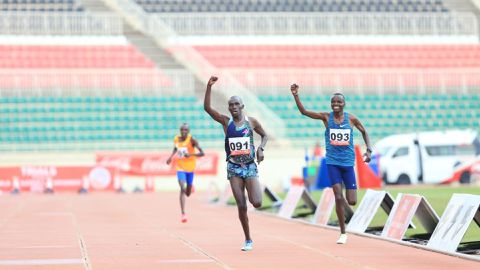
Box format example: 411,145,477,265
229,137,250,156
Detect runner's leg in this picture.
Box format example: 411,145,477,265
177,172,187,215
245,177,262,208
332,183,347,234
185,172,194,197
230,177,251,241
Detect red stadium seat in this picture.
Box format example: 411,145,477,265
193,45,480,69
0,45,155,68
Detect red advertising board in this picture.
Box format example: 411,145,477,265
96,152,219,176
382,194,422,240
0,166,116,192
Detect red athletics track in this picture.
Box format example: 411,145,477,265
0,192,478,270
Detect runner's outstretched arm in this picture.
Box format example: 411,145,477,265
188,138,205,158
350,114,372,163
250,117,268,164
204,76,229,126
290,84,328,122
166,147,177,165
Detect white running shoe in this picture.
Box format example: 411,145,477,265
241,240,253,251
336,234,347,244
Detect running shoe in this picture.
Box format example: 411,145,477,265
336,234,347,244
241,240,253,251
181,214,187,223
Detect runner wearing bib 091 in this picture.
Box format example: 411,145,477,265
204,76,268,252
290,84,373,245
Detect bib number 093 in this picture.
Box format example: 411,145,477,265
329,129,350,146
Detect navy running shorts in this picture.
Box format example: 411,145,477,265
327,164,357,189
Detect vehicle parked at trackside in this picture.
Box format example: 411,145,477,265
374,130,480,184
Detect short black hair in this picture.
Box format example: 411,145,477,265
331,92,345,101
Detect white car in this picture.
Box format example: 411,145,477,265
375,130,479,185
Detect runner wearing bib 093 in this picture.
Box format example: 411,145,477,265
204,76,268,252
290,84,373,245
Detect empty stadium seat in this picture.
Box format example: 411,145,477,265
191,45,480,88
0,0,84,11
0,45,155,68
258,94,480,144
134,0,448,12
0,96,224,147
193,45,480,69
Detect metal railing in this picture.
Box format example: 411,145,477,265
222,69,480,95
0,12,123,35
154,12,479,36
0,70,195,96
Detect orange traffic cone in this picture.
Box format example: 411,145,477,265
355,145,382,188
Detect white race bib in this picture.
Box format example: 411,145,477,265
228,137,251,156
329,129,351,146
177,147,188,158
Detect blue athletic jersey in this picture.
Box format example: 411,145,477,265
325,112,355,166
225,117,255,164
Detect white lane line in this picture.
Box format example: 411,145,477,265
65,203,92,270
34,212,72,216
0,258,83,266
122,203,233,270
157,259,215,264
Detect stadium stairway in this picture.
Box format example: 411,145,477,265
82,0,183,69
85,0,233,125
442,0,480,35
85,0,210,96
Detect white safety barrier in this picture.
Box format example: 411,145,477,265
311,188,335,225
278,185,316,219
347,189,397,233
427,193,480,253
382,193,439,240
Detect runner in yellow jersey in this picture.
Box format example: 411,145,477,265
166,123,205,223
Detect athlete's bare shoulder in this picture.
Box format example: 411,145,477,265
190,137,199,146
247,116,261,128
319,111,330,119
348,113,360,123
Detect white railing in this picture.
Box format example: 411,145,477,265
222,69,480,95
0,12,123,35
0,70,195,96
154,12,479,36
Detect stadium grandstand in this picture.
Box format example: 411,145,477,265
0,0,479,151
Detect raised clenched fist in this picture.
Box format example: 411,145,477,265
208,76,218,86
290,83,299,96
